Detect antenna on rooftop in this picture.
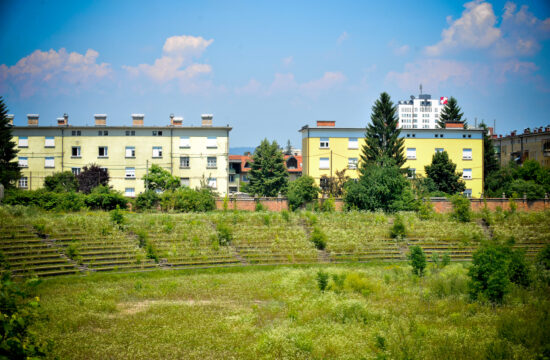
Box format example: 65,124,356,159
419,84,423,96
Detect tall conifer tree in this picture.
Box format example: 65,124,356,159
424,151,466,194
247,139,288,197
0,97,21,188
360,92,405,170
479,122,499,191
437,96,466,128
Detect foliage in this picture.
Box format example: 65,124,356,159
44,171,78,193
254,201,265,212
216,223,233,246
0,273,51,359
160,187,216,212
468,243,511,303
0,97,21,189
4,188,86,211
319,169,349,197
479,122,499,191
360,92,405,168
316,270,329,291
536,244,550,285
280,209,290,222
508,249,530,288
344,160,417,212
390,214,406,239
310,227,327,250
222,195,229,212
85,186,127,210
417,199,435,220
424,151,466,195
135,190,160,210
142,164,180,192
450,194,471,223
320,196,335,212
110,206,125,227
436,96,466,128
247,139,289,197
287,175,320,210
407,245,426,276
486,160,550,199
77,164,110,194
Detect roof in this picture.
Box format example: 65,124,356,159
13,125,232,131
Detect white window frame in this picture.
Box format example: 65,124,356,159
463,168,472,180
320,137,329,149
125,146,135,158
348,137,358,149
98,146,108,158
18,177,28,188
406,148,416,160
72,146,81,157
125,188,135,197
45,157,55,168
208,177,217,189
180,156,190,168
207,137,217,148
152,146,163,158
18,137,28,147
464,189,472,198
125,167,136,179
462,148,472,160
180,177,190,187
348,158,358,170
45,136,55,148
71,167,81,176
180,136,190,148
18,157,28,168
407,168,416,179
320,157,329,169
207,156,217,168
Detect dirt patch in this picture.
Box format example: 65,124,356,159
117,299,214,315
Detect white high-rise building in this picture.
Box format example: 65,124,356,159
397,89,448,129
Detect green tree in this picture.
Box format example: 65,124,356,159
424,151,466,194
360,92,405,168
287,175,320,210
319,169,349,197
0,97,21,188
77,164,109,194
44,171,78,192
142,164,180,192
247,139,289,197
468,244,511,303
407,245,427,276
284,139,293,155
436,96,466,128
479,122,499,192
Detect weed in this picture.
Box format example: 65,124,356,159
316,270,329,291
310,227,327,250
407,246,426,276
390,215,406,239
216,223,233,246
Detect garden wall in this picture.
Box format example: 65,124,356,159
215,197,550,213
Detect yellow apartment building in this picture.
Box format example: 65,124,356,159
300,120,484,198
11,114,231,196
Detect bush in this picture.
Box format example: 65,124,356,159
110,206,125,227
135,190,160,211
4,189,86,212
280,210,290,222
320,196,335,212
161,187,216,212
316,270,329,292
254,201,265,212
44,171,78,193
417,200,435,220
407,245,426,276
390,214,406,239
287,175,320,210
146,242,159,263
508,249,531,287
468,244,511,303
216,223,233,246
310,227,327,250
450,194,471,222
536,244,550,285
85,186,127,210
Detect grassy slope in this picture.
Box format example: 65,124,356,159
34,263,549,360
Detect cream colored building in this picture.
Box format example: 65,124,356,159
12,114,231,196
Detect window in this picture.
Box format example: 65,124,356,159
18,136,28,147
152,146,162,158
98,146,108,157
348,137,358,149
407,168,416,179
180,136,190,148
180,156,190,168
463,168,472,179
320,157,329,169
71,167,81,176
406,148,416,159
320,137,329,148
125,167,136,178
45,157,54,168
463,148,472,160
72,146,81,157
180,178,190,187
464,189,472,198
435,148,444,153
152,130,163,136
125,130,135,136
208,177,217,189
18,177,28,189
242,175,248,182
229,174,235,183
71,130,81,136
207,137,217,148
125,188,135,197
125,146,135,158
18,157,28,168
45,136,55,147
98,130,108,136
207,156,217,168
348,157,358,169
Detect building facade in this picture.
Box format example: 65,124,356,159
397,91,448,129
492,126,550,168
12,114,231,196
300,120,484,198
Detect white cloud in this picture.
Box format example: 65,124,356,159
282,56,293,66
124,35,213,83
268,71,345,96
425,0,550,57
337,31,349,45
0,48,111,97
386,59,473,90
389,40,410,56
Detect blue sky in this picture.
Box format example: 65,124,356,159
1,0,549,148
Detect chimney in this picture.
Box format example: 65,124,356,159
445,122,464,129
524,128,530,134
94,114,107,126
132,114,144,126
511,130,517,136
27,114,39,126
57,113,69,126
201,114,213,127
317,120,335,127
170,114,183,127
6,114,14,126
488,127,494,136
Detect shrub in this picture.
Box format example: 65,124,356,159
320,196,335,212
223,195,229,212
390,214,406,239
146,242,159,263
508,249,531,287
65,242,80,260
536,244,550,284
280,210,290,222
310,227,327,250
216,223,233,246
85,186,127,210
450,194,471,222
316,270,329,292
110,206,125,227
407,246,426,276
135,230,148,248
287,175,320,210
135,190,160,211
44,171,78,192
254,201,265,212
161,187,216,212
468,244,511,303
417,200,435,220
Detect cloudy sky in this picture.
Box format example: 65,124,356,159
1,0,549,148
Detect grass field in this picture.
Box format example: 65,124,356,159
32,263,549,359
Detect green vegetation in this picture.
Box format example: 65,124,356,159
407,245,426,276
390,214,406,239
0,96,21,189
246,138,289,197
486,159,550,199
310,227,327,250
77,164,110,194
142,164,180,192
436,96,466,128
450,194,472,223
135,189,160,210
44,171,79,192
424,151,466,195
287,175,320,210
159,187,216,212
